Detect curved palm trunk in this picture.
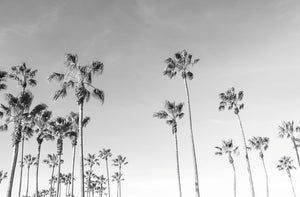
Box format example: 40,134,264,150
184,77,200,197
237,114,255,197
71,144,76,197
105,159,111,197
25,167,30,197
7,141,20,197
18,136,25,197
260,155,269,197
231,162,236,197
36,143,42,197
288,175,296,197
79,102,85,197
174,133,183,197
291,137,300,167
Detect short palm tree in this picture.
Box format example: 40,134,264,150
94,175,106,197
215,139,239,197
99,149,112,197
153,100,184,197
163,50,200,197
219,87,255,197
112,155,128,197
278,121,300,166
49,53,104,197
248,136,270,197
23,154,37,197
277,156,296,197
0,170,8,184
85,153,100,196
111,172,124,197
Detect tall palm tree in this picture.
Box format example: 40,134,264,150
43,154,63,197
277,156,296,197
278,121,300,166
49,53,104,197
219,87,255,197
0,91,46,197
67,112,90,197
34,110,54,196
153,100,184,197
0,170,8,184
99,149,112,197
0,70,7,91
8,63,38,197
248,136,270,197
49,116,73,197
23,154,37,197
85,153,100,197
112,155,128,197
163,50,200,197
111,172,124,197
215,139,239,197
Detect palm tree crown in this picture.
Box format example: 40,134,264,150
215,139,239,159
0,70,8,91
219,87,244,114
248,136,269,158
277,156,296,177
84,153,100,169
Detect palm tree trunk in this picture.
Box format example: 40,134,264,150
36,143,42,197
236,114,255,197
25,167,30,197
291,138,300,167
50,165,55,197
119,181,122,197
183,77,200,197
105,159,110,197
18,136,25,197
71,144,76,197
56,153,62,197
231,162,236,197
6,141,20,197
174,133,183,197
260,155,269,197
65,184,68,197
79,102,85,197
288,175,296,197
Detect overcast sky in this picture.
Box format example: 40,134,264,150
1,0,300,196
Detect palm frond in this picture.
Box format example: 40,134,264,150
48,72,65,82
153,111,168,119
92,88,104,104
91,61,104,74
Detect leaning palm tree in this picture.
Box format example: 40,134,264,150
99,149,112,197
277,156,296,197
163,50,200,197
248,136,270,197
23,154,37,197
49,116,73,197
49,53,104,197
67,112,90,197
0,170,8,184
34,110,54,196
8,62,37,197
0,91,47,197
215,139,239,197
219,87,255,197
112,155,128,197
278,121,300,166
153,100,184,197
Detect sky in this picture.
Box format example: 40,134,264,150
1,0,300,196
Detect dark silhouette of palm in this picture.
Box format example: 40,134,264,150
0,71,7,91
112,155,128,197
99,149,112,197
277,156,297,197
23,154,37,197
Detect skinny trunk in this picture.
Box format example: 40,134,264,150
25,167,30,197
6,141,20,197
50,165,55,197
289,175,296,197
292,138,300,167
105,159,111,197
36,143,42,197
174,133,183,197
71,144,76,197
231,162,236,197
65,184,68,197
18,137,25,197
260,155,269,197
184,77,200,197
119,181,121,197
56,153,62,197
237,114,255,197
79,102,85,197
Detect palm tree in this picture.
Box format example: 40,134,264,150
67,112,90,197
85,153,100,196
0,91,46,197
43,154,63,197
0,170,8,184
23,154,37,197
219,87,255,197
112,155,128,197
163,50,200,197
94,175,106,197
34,110,54,196
49,53,104,197
49,116,73,197
111,172,124,197
0,70,7,91
153,100,184,197
99,149,112,197
278,121,300,167
248,136,270,197
215,139,239,197
277,156,296,197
